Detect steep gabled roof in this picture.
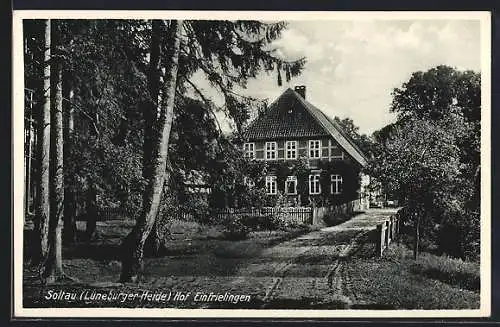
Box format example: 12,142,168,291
244,88,369,168
243,88,329,140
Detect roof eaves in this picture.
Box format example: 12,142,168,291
289,89,369,168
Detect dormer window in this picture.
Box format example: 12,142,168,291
243,142,255,159
265,141,277,160
309,140,321,158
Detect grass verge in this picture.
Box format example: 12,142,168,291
346,240,480,309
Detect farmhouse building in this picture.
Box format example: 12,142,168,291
242,86,370,209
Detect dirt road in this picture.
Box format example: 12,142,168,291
113,208,398,309
24,209,398,309
213,208,399,308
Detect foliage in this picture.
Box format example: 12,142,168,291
265,157,359,207
25,18,306,218
222,215,250,240
240,214,281,231
265,157,309,204
333,116,375,158
208,141,271,210
369,65,481,260
410,252,480,291
220,156,363,208
318,160,361,205
347,243,480,309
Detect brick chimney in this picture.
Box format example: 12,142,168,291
294,85,306,99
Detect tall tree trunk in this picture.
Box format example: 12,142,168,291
33,19,51,268
63,78,77,243
46,54,65,281
120,20,182,282
142,20,164,255
143,19,162,181
85,183,98,240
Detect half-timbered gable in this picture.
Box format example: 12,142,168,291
242,86,369,206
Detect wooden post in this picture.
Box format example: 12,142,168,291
376,224,384,257
389,217,394,240
396,215,400,235
385,220,390,246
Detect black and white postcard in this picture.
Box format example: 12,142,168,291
12,10,491,319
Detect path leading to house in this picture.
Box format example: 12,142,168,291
218,208,398,308
121,208,398,309
23,208,398,309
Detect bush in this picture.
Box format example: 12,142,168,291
238,214,282,232
222,215,250,240
222,212,309,240
181,196,210,224
278,219,306,231
411,253,480,291
257,214,282,231
322,212,350,227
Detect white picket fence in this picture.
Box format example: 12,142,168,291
182,207,313,225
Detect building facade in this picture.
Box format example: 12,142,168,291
242,86,370,208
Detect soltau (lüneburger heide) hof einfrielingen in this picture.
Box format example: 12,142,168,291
44,289,251,305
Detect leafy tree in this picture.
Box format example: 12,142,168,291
370,65,480,260
391,65,480,180
334,116,375,157
371,116,466,259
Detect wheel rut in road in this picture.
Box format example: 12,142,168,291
254,210,397,309
259,228,368,308
139,209,397,309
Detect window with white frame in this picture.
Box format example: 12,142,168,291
243,142,255,159
331,174,343,194
309,140,321,158
309,174,321,194
265,176,277,195
265,141,277,160
285,141,297,159
285,176,297,195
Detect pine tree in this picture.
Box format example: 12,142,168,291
46,23,65,279
120,19,305,282
33,19,51,272
120,20,183,282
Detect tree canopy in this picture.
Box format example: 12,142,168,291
369,65,480,260
24,19,307,282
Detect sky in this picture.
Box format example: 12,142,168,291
196,19,482,135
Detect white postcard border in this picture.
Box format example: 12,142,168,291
12,10,492,319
